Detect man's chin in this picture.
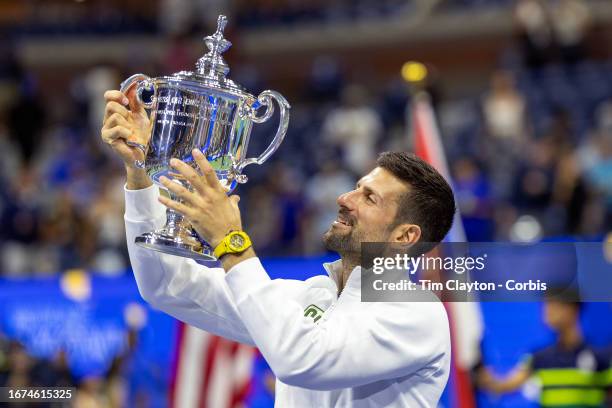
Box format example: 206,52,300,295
323,228,353,252
324,226,349,240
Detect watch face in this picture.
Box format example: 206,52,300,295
229,233,245,250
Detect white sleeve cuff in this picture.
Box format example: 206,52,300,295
124,184,166,222
225,257,270,303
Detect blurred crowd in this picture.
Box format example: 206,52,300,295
0,0,509,36
1,0,593,36
0,0,610,278
0,329,149,408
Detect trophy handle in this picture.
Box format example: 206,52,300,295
119,73,155,169
235,90,291,182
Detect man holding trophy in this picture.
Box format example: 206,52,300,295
102,15,454,407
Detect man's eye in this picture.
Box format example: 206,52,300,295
367,195,376,204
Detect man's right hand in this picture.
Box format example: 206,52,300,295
101,89,153,190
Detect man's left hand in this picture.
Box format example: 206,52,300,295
158,149,242,249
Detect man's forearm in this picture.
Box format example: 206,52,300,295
221,248,256,273
126,167,153,190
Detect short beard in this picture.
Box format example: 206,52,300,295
323,227,361,262
323,222,396,267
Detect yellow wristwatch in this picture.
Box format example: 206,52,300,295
213,230,252,259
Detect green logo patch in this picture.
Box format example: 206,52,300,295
304,304,325,323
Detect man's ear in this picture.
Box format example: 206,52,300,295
391,223,421,244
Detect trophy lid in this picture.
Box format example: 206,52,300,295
164,15,249,97
197,15,231,79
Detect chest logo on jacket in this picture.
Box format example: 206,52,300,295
304,304,325,323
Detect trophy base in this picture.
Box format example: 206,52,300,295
135,231,216,261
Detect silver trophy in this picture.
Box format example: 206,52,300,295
120,15,290,261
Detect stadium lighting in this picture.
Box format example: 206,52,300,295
401,61,428,83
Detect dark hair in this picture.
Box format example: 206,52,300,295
377,152,455,244
544,286,581,310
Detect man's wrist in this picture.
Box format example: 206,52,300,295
126,166,153,190
220,247,256,273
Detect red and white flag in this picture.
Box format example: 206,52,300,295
410,91,483,408
170,323,255,408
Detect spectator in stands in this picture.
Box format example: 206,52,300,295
483,70,527,142
482,70,528,199
515,0,554,68
512,127,580,235
563,102,612,234
26,348,77,400
105,329,138,408
243,162,304,255
322,84,383,175
84,65,121,135
549,0,591,65
0,110,21,191
0,166,42,276
451,156,494,241
0,341,33,388
0,341,47,408
87,172,129,275
74,375,111,408
476,289,609,407
7,75,45,165
0,330,7,369
579,103,612,230
544,108,586,235
243,182,282,254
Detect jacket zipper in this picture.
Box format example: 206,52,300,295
321,287,345,321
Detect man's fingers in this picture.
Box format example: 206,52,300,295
103,112,130,130
192,149,222,190
104,101,129,121
104,88,146,119
229,195,240,207
101,126,131,144
125,86,148,117
158,195,193,218
104,90,129,106
229,195,241,212
159,176,199,206
169,158,206,192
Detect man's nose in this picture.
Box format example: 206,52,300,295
337,190,355,208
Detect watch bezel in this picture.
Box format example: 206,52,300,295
227,232,246,252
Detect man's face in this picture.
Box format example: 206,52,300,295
323,167,408,255
543,301,578,331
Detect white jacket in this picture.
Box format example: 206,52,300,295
125,185,451,407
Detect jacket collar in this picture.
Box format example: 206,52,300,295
322,259,362,294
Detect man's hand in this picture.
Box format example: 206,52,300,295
475,365,530,394
475,366,496,391
158,149,243,249
101,88,152,190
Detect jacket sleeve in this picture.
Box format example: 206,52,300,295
225,257,451,390
124,184,254,345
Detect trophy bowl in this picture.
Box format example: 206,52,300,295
120,15,290,261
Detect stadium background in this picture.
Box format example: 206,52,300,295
0,0,611,407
